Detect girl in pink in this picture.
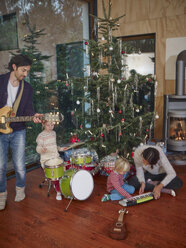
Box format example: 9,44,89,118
101,157,135,201
36,120,64,200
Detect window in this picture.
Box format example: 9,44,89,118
0,0,96,172
0,13,18,51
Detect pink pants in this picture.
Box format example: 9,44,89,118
53,180,60,193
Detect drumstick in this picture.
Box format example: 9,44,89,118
59,142,85,151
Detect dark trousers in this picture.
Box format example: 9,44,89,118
128,172,183,192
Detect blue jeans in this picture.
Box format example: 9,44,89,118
110,183,135,201
0,129,26,192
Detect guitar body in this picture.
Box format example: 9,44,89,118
109,209,128,240
109,221,127,240
0,106,13,134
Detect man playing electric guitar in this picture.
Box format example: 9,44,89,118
0,54,42,211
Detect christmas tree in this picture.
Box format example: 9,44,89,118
57,0,157,161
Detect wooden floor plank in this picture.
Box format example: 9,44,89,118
0,167,186,248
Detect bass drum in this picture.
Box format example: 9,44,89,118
60,169,94,200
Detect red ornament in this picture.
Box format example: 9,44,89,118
85,41,88,45
148,78,152,82
146,129,149,132
90,137,94,141
118,110,122,114
65,83,69,86
121,50,125,54
70,134,79,143
119,132,122,136
101,133,104,137
131,152,134,158
121,118,125,123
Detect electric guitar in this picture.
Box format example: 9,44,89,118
109,208,128,240
0,106,64,134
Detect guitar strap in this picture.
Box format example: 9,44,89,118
11,80,24,117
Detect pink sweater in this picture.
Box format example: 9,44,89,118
107,171,132,199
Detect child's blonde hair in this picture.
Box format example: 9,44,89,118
114,157,130,173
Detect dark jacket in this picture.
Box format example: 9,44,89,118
0,72,35,131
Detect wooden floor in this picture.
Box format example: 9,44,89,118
0,165,186,248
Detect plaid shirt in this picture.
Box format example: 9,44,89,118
107,170,132,199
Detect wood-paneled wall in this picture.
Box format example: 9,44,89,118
97,0,186,139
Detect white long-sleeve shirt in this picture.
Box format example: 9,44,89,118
36,130,61,168
134,145,176,187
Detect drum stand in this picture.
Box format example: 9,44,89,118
39,177,54,197
64,197,74,212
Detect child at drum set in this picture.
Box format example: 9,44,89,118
101,157,135,202
36,120,67,201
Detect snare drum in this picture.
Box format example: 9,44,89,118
70,154,92,165
44,158,64,181
60,169,94,200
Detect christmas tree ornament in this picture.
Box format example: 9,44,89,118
91,100,94,114
117,79,121,84
76,100,80,105
109,27,112,42
85,41,89,56
109,46,113,51
155,114,159,119
139,117,143,136
148,78,152,82
71,82,74,95
97,108,101,113
109,78,111,92
93,17,98,36
112,92,115,110
97,87,100,102
101,36,105,41
86,78,89,90
82,100,84,116
99,50,103,65
115,87,117,104
134,73,138,92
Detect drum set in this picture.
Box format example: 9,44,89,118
40,151,96,211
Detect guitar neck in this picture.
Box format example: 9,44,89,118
6,115,39,123
118,209,126,222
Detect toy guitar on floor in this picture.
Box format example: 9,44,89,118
0,106,64,134
109,208,128,240
119,192,154,207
